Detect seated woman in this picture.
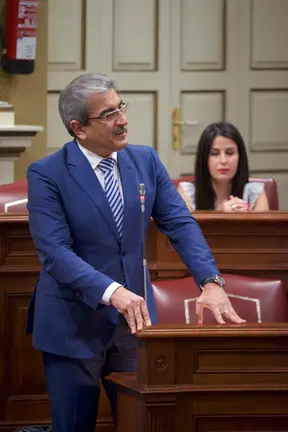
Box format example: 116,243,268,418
178,122,269,212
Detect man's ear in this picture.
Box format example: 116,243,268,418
70,120,87,140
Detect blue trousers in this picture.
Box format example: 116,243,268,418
42,316,137,432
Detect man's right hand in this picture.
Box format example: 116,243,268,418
110,286,151,334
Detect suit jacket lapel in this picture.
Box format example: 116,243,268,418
66,140,120,243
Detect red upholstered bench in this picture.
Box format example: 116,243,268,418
152,273,288,324
0,176,279,212
0,180,28,213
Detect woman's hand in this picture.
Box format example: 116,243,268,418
223,195,249,212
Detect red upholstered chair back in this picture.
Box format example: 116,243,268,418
152,273,288,324
0,180,28,213
172,176,279,210
250,177,279,210
171,175,195,188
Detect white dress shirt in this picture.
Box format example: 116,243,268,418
77,142,123,304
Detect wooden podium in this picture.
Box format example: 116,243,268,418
109,323,288,431
1,213,288,431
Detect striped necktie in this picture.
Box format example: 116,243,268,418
98,157,124,239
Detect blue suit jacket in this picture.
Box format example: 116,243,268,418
27,140,219,358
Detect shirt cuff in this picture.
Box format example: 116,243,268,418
101,282,122,305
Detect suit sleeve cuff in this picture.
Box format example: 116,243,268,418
101,282,122,305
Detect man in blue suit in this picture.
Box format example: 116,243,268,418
27,73,244,431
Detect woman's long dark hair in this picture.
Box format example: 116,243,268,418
195,122,249,210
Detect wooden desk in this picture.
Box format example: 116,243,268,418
109,323,288,431
0,212,287,431
0,214,114,432
148,212,288,288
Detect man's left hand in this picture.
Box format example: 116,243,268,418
196,283,246,324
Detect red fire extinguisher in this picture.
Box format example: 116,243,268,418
0,0,39,74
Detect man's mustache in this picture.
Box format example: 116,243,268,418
112,126,127,136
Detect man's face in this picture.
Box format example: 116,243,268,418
70,89,128,157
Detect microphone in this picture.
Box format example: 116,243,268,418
139,183,148,301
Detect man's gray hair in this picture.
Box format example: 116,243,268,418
58,73,118,136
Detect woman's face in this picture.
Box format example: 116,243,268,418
208,135,239,183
